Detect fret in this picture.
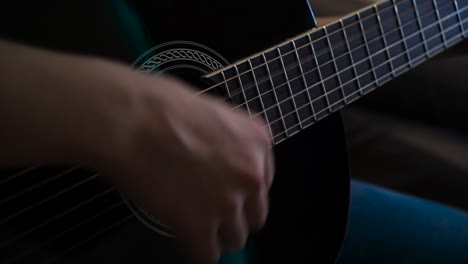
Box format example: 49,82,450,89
220,71,231,98
261,53,288,138
340,18,362,103
307,32,332,115
222,68,243,108
248,58,274,138
277,47,302,130
197,0,468,148
323,26,346,105
412,0,430,58
340,19,360,82
233,64,252,116
398,0,427,66
455,0,467,37
433,0,449,49
374,5,396,82
291,39,317,123
393,0,412,68
356,11,378,92
419,0,445,54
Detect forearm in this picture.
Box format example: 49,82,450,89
0,39,136,168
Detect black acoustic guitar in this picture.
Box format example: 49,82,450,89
1,0,467,263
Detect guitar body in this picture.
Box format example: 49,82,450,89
0,0,350,263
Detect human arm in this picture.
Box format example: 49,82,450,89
0,39,274,264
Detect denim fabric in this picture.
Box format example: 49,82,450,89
336,179,468,263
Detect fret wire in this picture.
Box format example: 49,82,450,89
273,17,464,143
243,3,463,124
220,71,232,98
207,0,453,106
277,47,303,129
357,11,379,88
262,53,288,137
340,19,362,92
203,0,452,100
454,0,466,37
394,0,412,67
375,5,396,77
292,39,317,121
413,0,431,58
307,32,332,113
273,24,465,144
234,64,252,116
433,0,449,48
248,58,274,138
231,1,464,126
324,26,347,104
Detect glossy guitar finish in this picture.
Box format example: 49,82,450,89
0,1,350,263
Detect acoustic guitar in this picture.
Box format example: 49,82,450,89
1,0,467,263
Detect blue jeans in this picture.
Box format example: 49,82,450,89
336,179,468,263
220,179,468,264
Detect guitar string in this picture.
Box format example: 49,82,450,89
0,166,78,206
0,186,115,249
23,23,466,261
194,0,418,97
0,0,447,193
196,0,447,98
0,0,448,207
43,214,135,264
0,0,461,240
7,27,466,264
3,201,127,264
216,0,463,102
242,3,467,136
271,20,465,143
0,0,461,235
0,172,100,226
0,1,464,260
0,164,41,185
2,9,465,264
207,0,442,104
227,0,460,115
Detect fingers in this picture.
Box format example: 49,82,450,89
218,205,249,254
264,147,275,189
176,219,221,264
244,188,269,232
245,142,274,230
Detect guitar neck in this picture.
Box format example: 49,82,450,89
205,0,468,145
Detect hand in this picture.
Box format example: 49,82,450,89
94,72,275,263
0,38,274,263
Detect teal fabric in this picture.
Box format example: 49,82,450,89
337,179,468,263
108,0,153,60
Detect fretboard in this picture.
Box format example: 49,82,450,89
205,0,468,145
